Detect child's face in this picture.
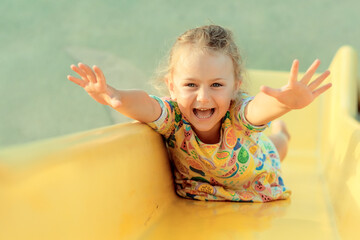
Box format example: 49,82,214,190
169,46,239,138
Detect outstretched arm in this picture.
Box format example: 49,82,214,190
245,59,332,126
67,63,161,123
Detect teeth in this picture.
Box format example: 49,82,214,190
193,108,214,119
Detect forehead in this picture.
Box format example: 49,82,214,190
172,45,235,79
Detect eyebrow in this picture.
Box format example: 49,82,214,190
184,77,225,81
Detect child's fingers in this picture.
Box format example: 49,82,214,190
79,63,97,83
71,65,89,83
260,85,281,98
289,59,299,85
308,70,330,91
312,83,332,98
300,59,321,85
93,65,106,86
67,75,86,88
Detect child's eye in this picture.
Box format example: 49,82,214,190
212,83,223,87
186,83,196,87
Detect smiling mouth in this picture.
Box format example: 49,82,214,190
193,108,215,119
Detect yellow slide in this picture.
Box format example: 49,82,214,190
0,46,359,240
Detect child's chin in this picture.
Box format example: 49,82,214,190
192,121,219,132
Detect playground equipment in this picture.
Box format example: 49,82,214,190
0,46,359,239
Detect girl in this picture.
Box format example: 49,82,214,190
67,25,331,202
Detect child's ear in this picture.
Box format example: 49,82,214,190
165,77,177,101
232,80,242,99
236,80,242,90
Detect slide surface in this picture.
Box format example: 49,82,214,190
0,46,359,240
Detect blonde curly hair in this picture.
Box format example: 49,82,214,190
153,25,245,96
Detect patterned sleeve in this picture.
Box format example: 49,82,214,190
236,94,271,132
146,95,175,137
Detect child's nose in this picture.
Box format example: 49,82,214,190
197,87,210,103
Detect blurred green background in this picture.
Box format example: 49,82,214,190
1,0,359,148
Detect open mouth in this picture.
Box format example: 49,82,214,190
193,108,215,119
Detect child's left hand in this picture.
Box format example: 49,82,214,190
260,59,332,110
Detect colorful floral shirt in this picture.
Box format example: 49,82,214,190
147,95,291,202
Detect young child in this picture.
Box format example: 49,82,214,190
67,25,331,202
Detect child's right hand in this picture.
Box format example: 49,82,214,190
67,63,122,108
